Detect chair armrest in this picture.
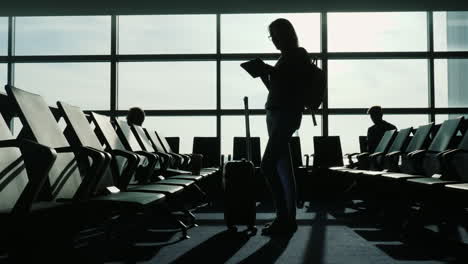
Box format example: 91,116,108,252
304,154,310,167
344,152,361,157
408,149,426,158
11,139,58,216
385,151,401,158
74,146,109,200
369,152,384,158
109,149,139,189
54,146,74,153
0,139,17,148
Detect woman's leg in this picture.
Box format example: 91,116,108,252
262,110,301,231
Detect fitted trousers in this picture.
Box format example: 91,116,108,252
261,109,302,224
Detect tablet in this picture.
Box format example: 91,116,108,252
240,58,267,78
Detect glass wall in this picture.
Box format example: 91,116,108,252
119,61,216,110
15,16,110,55
0,63,6,91
145,116,216,154
2,11,467,159
15,63,110,109
328,12,427,52
119,15,216,54
328,59,428,108
0,17,7,56
221,13,320,53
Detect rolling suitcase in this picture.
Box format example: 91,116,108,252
223,96,257,232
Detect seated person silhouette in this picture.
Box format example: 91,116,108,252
127,107,145,126
366,106,396,153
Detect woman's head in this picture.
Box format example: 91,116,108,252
268,18,299,51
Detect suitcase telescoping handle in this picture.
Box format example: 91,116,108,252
243,96,252,162
311,111,317,126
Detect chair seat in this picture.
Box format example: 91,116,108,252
346,169,368,174
329,166,349,171
360,170,387,176
91,191,165,206
406,177,458,186
170,174,203,181
157,178,194,187
445,183,468,191
381,172,424,180
128,184,184,194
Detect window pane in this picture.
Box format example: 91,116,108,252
328,60,428,108
435,59,468,107
0,63,6,90
119,61,216,110
14,63,110,110
329,114,428,155
436,114,468,124
0,17,7,56
222,60,274,109
221,13,320,53
119,15,216,54
328,12,427,52
295,114,322,164
15,16,110,55
222,115,268,158
144,116,216,154
434,12,468,51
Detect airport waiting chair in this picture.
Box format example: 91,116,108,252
380,117,463,182
166,137,180,153
114,119,205,184
404,121,468,207
329,129,397,177
155,131,192,169
143,128,209,175
90,113,195,190
0,112,66,259
5,85,171,247
192,137,221,169
57,101,200,236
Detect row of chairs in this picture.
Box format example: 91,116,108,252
329,116,468,233
0,85,220,261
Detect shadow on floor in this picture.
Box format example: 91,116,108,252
170,230,251,264
238,235,293,264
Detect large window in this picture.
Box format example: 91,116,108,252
118,61,216,110
0,63,6,90
328,12,427,52
119,15,216,54
221,115,269,157
221,13,320,53
144,116,216,154
0,17,7,56
1,12,466,159
221,60,274,109
15,16,110,55
435,59,468,107
328,59,428,108
14,63,110,109
434,12,468,52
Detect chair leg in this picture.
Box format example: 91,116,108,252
157,204,190,240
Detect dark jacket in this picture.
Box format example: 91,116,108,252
265,47,309,111
367,120,397,153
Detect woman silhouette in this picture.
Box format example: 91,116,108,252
260,18,309,236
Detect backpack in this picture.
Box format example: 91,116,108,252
302,58,326,111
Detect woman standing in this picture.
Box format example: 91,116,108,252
260,18,309,236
